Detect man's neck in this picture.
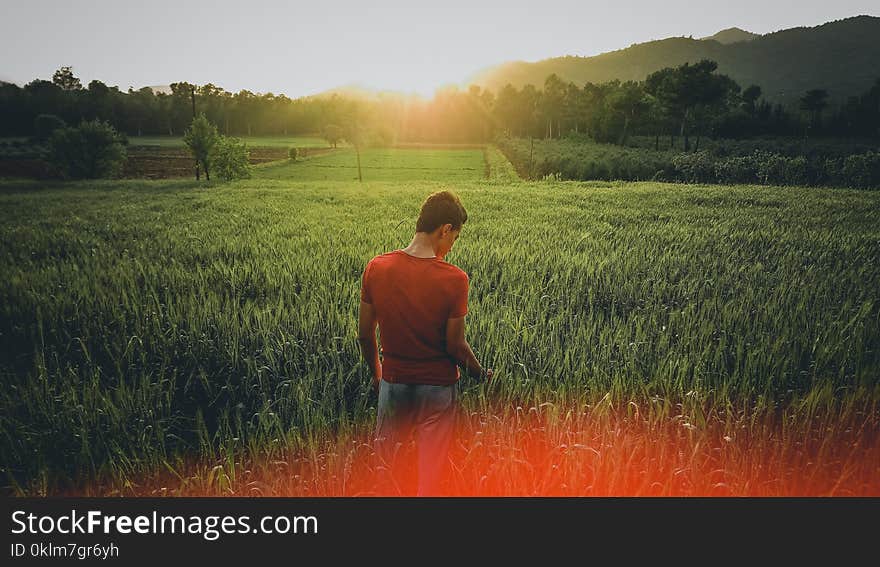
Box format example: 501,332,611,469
401,233,438,258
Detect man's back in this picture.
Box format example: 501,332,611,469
361,250,468,385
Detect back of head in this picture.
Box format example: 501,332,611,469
416,190,468,233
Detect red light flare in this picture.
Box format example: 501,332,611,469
301,402,880,497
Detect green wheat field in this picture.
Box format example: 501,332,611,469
1,146,878,496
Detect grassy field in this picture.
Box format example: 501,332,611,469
254,148,486,182
1,150,879,496
123,146,292,179
123,135,333,148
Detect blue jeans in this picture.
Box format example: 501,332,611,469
374,378,458,496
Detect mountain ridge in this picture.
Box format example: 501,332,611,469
468,15,880,105
700,27,760,44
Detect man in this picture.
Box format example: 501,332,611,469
358,190,493,496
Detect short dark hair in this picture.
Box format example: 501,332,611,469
416,190,468,233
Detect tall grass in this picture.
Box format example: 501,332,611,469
485,145,521,183
1,175,878,495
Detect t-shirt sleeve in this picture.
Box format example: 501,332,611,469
449,272,469,318
360,261,373,304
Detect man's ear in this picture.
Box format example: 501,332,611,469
442,223,453,237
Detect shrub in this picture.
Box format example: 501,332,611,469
592,160,611,180
709,150,810,186
47,119,127,179
822,157,844,186
752,151,786,185
575,161,594,180
781,155,808,186
210,135,252,181
672,150,715,183
842,151,880,189
288,147,298,161
714,154,757,184
496,136,880,188
322,124,343,148
34,114,67,142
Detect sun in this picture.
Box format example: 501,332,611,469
361,65,467,99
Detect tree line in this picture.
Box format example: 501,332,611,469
1,64,878,145
493,61,880,148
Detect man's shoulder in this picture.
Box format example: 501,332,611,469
437,261,468,283
366,251,398,268
366,252,467,282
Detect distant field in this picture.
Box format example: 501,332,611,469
0,142,482,181
254,147,487,181
124,146,293,179
125,135,333,148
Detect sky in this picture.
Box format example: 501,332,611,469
1,0,877,98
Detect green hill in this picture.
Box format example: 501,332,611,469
469,15,880,106
700,27,760,45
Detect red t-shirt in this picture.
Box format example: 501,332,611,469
360,250,469,385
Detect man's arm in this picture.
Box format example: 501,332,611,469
358,300,381,391
445,316,492,381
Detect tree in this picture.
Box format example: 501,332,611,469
493,84,520,136
126,86,158,137
0,81,29,136
52,66,82,91
646,60,738,151
47,119,127,179
85,80,116,124
209,135,252,181
608,81,648,145
33,114,67,142
586,80,621,143
580,82,607,141
196,83,227,131
643,94,670,150
541,74,566,139
232,89,258,136
467,85,494,141
517,84,541,139
563,82,583,134
742,85,762,116
693,73,740,150
800,89,829,133
168,82,198,136
323,124,343,148
344,122,365,182
183,112,219,181
831,78,879,138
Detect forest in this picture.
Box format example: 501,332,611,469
2,61,878,147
